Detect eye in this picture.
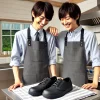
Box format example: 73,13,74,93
62,23,64,25
40,16,49,22
46,19,49,22
40,17,44,20
66,17,70,20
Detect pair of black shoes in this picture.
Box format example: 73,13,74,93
29,76,57,96
28,76,73,99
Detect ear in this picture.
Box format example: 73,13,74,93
76,14,79,20
32,11,35,18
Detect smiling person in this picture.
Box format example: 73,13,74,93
47,2,100,89
8,1,57,91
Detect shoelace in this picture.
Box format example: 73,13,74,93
39,78,50,86
52,79,62,87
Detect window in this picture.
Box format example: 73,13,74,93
0,21,30,66
1,22,30,52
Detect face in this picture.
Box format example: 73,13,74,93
32,12,49,30
60,14,79,32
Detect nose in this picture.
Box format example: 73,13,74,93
63,19,67,25
41,19,46,25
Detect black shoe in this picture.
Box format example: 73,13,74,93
42,77,73,99
28,76,57,96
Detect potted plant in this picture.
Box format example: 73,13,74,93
7,48,11,55
3,47,8,55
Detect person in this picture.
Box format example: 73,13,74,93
47,2,100,89
8,1,57,91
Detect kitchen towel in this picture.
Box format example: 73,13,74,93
12,84,96,100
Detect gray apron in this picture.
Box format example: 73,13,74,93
62,28,88,87
22,28,49,85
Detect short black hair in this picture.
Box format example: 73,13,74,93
31,1,54,21
59,2,81,25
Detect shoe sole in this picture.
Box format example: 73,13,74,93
43,87,73,99
28,91,42,96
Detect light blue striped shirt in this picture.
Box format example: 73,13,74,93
56,26,100,67
10,25,56,67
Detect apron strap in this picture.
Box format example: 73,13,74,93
27,27,31,46
80,28,84,47
65,28,84,46
65,32,68,46
27,28,47,46
43,29,47,46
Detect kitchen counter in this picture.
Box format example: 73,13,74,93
2,88,100,100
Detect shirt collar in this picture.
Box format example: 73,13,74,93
68,25,82,35
30,25,43,36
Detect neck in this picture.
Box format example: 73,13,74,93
69,24,79,32
32,23,39,31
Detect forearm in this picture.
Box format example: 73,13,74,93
93,66,100,86
49,64,57,77
12,66,21,83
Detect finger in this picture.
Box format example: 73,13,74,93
20,83,23,87
50,27,57,36
89,85,97,89
83,84,91,89
55,29,58,36
90,86,94,89
13,84,19,89
82,84,88,88
54,28,58,36
8,85,14,91
82,84,86,88
49,28,53,35
52,28,56,35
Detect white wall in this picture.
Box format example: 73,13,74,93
0,0,63,55
0,0,33,21
0,0,62,31
0,0,99,33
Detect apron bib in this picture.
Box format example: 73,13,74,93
22,28,49,85
62,28,88,86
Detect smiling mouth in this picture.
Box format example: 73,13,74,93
65,24,70,27
38,22,43,27
39,23,44,27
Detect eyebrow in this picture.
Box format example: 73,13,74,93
40,16,49,21
40,16,45,18
65,16,70,18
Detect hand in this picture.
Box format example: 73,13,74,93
8,81,23,91
57,77,63,79
82,83,98,89
46,26,58,36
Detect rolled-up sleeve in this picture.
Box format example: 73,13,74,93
10,32,22,67
90,33,100,67
47,34,56,65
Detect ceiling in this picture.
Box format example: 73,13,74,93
49,0,85,3
26,0,85,7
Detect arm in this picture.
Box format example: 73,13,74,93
49,64,57,77
46,26,59,48
8,66,23,91
13,66,22,84
82,66,100,89
46,26,58,36
9,33,23,90
47,32,57,77
93,67,100,87
82,33,100,89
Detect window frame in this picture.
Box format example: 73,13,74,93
1,21,30,53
